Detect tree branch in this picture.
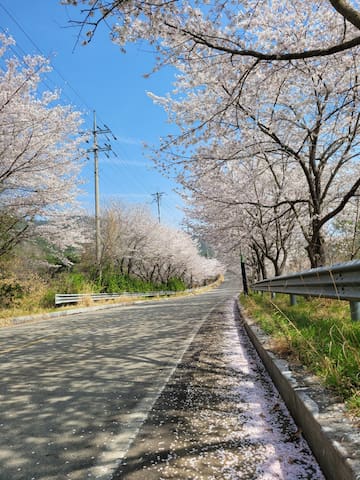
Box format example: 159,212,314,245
176,26,360,61
329,0,360,30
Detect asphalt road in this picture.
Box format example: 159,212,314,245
0,277,241,480
115,296,324,480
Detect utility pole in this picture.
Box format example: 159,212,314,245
93,111,101,267
89,110,116,271
152,192,165,223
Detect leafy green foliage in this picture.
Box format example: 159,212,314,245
40,288,58,309
99,268,187,293
58,272,99,294
166,277,187,291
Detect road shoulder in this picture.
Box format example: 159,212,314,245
239,300,360,480
113,299,324,479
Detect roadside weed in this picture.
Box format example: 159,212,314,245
241,293,360,417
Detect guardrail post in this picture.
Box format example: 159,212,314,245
290,294,297,306
350,301,360,321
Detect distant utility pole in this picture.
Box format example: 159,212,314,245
89,110,117,268
152,192,165,223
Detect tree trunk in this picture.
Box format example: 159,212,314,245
253,245,267,279
306,221,327,267
271,259,282,277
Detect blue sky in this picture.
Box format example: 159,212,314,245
0,0,184,226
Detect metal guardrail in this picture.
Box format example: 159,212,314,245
252,260,360,321
55,290,191,306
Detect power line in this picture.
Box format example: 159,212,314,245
0,2,95,118
0,2,183,227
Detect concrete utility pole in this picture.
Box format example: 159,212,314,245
152,192,165,223
93,111,101,266
90,111,116,268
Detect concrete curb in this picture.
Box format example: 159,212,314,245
237,300,360,480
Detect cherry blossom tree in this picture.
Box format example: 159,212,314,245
181,147,302,278
164,47,360,267
0,34,85,258
64,1,360,60
63,0,360,269
144,3,360,267
99,203,155,277
97,202,224,286
325,196,360,262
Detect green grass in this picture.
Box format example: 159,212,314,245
240,292,360,419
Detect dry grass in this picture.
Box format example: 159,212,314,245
77,295,95,307
268,336,295,358
0,275,53,325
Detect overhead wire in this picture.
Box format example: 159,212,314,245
0,3,88,111
98,140,177,222
0,1,180,224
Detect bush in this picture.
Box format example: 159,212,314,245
40,288,57,308
166,277,186,291
57,272,99,294
0,280,24,308
100,270,158,293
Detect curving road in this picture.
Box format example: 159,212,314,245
0,277,241,480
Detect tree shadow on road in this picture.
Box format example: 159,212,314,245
113,301,324,479
0,306,207,480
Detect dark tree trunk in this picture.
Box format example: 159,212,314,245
306,220,327,267
253,245,267,280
